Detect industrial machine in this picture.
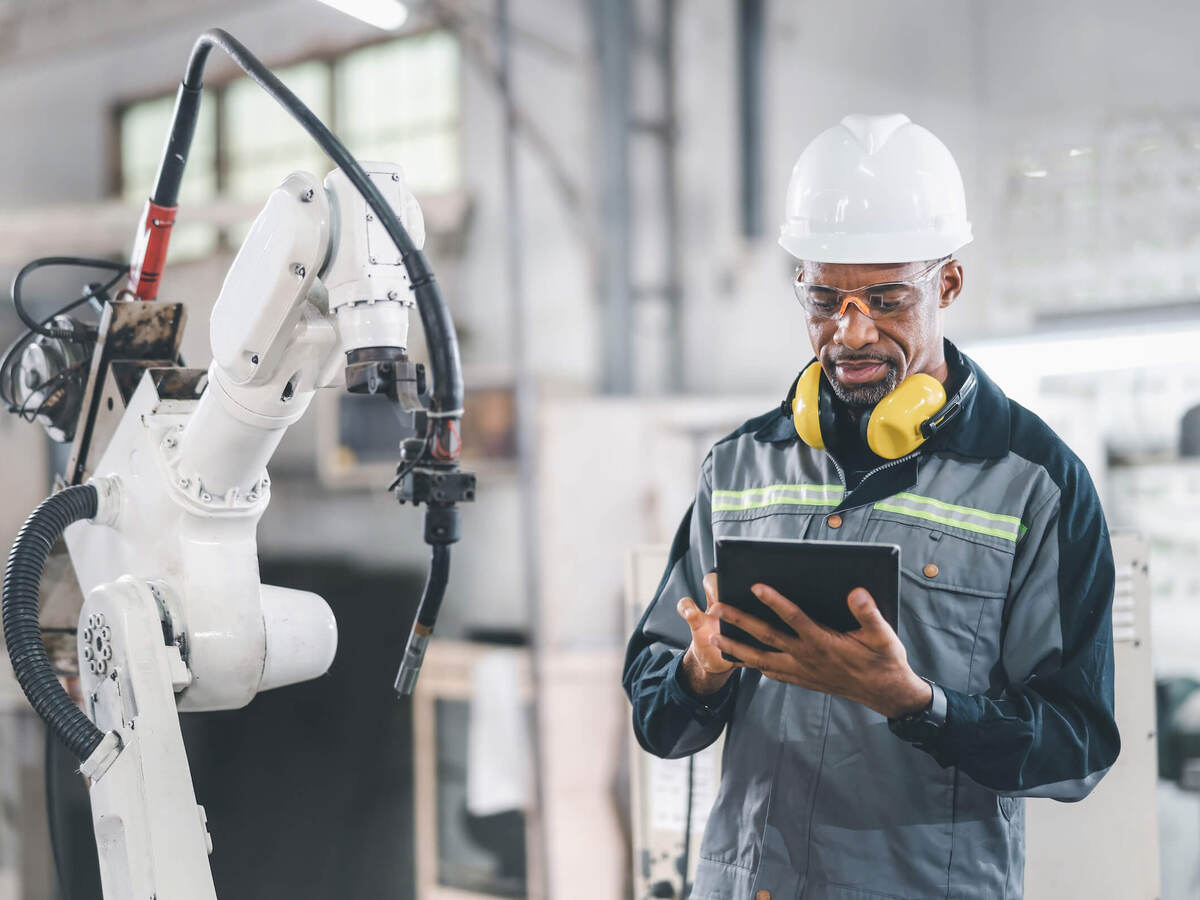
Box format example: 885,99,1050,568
0,29,474,897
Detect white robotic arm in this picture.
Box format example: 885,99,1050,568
178,163,426,507
48,163,427,897
2,31,471,898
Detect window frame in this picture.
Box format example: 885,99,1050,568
111,26,464,229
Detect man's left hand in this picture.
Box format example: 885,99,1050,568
711,584,932,719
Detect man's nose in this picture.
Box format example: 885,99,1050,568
835,302,878,349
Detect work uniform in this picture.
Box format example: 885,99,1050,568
623,341,1120,900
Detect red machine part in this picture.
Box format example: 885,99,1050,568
128,200,178,301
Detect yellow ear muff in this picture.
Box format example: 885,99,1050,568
792,362,825,450
865,373,947,460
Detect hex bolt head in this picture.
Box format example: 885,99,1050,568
87,614,100,629
293,264,306,278
391,173,400,182
301,188,315,202
83,646,94,661
100,645,113,660
369,256,377,264
88,659,98,674
387,290,398,300
179,478,190,489
99,626,112,642
366,213,374,222
82,627,94,643
251,354,259,365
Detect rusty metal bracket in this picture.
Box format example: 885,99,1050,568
65,300,187,485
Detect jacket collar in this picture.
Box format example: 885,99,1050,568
754,338,1010,460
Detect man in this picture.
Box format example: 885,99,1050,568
622,114,1119,899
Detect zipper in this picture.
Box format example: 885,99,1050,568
829,449,920,513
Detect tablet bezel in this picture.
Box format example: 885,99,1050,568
714,537,901,661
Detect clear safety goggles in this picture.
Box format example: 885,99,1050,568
793,257,949,320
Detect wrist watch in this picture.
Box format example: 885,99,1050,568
887,676,947,745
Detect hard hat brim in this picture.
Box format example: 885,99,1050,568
778,226,972,265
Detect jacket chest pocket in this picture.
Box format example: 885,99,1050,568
711,510,816,542
863,515,1014,693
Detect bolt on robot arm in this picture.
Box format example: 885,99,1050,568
1,29,473,898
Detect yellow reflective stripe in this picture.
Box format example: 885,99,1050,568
890,491,1023,528
713,483,844,499
873,501,1023,542
712,483,844,512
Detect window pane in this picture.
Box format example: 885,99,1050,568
335,31,461,195
224,60,332,201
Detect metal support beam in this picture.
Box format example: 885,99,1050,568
738,0,765,239
592,0,634,394
497,4,549,898
661,0,683,391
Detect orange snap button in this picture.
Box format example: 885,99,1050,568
827,514,843,529
756,892,771,900
923,563,940,578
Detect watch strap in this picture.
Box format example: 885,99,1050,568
887,676,947,745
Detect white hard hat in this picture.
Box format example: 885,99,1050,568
778,113,972,264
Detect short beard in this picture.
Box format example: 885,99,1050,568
827,362,900,409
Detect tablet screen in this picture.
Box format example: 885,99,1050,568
715,538,900,660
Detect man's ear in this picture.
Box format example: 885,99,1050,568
939,259,964,308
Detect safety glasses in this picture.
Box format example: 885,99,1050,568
793,257,949,320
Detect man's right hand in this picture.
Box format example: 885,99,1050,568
676,572,737,696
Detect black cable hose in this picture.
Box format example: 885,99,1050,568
681,755,694,899
413,544,451,631
11,257,127,340
1,265,126,415
156,28,463,418
2,485,105,762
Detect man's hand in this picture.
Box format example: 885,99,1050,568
676,573,738,697
711,584,931,719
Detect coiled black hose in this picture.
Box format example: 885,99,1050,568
2,485,105,762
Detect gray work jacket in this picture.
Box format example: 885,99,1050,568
623,342,1119,900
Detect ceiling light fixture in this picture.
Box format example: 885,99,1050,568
314,0,409,31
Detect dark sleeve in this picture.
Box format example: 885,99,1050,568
916,465,1121,800
622,455,739,759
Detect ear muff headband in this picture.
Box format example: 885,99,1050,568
792,362,949,460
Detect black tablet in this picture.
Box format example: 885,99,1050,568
715,537,900,661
